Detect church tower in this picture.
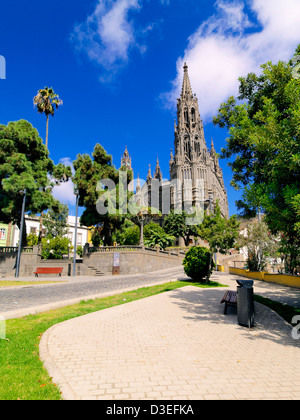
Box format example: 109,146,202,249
121,146,132,170
169,63,229,217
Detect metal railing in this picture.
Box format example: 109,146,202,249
0,246,33,254
87,245,185,257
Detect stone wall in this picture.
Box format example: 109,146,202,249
83,247,185,276
0,245,185,278
0,249,18,278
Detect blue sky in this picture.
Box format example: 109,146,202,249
0,0,300,217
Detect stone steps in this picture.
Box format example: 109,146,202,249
87,265,104,277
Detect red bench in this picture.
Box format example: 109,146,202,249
34,267,63,277
220,290,237,314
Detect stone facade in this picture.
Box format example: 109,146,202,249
133,63,229,218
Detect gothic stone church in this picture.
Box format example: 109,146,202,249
121,63,229,219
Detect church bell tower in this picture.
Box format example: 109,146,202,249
169,63,229,217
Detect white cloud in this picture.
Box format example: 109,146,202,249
162,0,300,120
52,157,76,205
52,179,76,206
71,0,143,81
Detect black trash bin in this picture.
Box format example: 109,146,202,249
236,280,254,328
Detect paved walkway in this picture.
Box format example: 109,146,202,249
39,273,300,400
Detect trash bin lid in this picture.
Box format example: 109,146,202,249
236,279,254,288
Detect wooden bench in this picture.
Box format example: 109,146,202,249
220,290,237,314
34,267,63,277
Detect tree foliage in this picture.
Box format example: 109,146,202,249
213,47,300,273
33,86,63,150
73,144,133,246
113,220,140,246
198,201,240,254
238,219,280,272
163,211,199,246
182,246,215,283
43,201,69,238
144,228,175,250
41,236,71,260
0,120,71,240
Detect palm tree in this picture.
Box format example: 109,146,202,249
33,87,63,150
33,87,62,242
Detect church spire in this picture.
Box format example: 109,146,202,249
147,164,152,180
181,62,193,98
210,138,216,156
154,157,162,181
121,146,132,170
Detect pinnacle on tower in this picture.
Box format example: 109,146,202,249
147,164,152,180
181,62,193,98
121,146,132,170
154,157,162,181
210,138,215,154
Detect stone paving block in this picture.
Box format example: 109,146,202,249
40,284,300,400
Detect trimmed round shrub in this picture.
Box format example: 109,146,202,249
183,246,215,283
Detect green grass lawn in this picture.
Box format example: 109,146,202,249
254,294,300,326
0,279,225,400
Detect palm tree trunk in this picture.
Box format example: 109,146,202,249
45,114,49,150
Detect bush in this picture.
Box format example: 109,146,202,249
144,229,175,250
41,237,71,260
27,233,39,246
122,225,140,245
76,245,83,258
144,222,165,240
182,246,215,283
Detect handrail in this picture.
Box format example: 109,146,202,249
87,245,185,257
0,246,33,254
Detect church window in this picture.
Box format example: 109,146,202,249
191,108,195,122
184,108,188,122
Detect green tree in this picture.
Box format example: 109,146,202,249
163,211,199,247
198,201,240,255
112,219,140,245
33,87,63,150
213,47,300,273
73,144,133,246
238,219,280,272
41,236,71,260
0,120,71,245
122,225,140,246
43,201,69,238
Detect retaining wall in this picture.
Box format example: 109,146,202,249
229,267,300,288
83,246,185,275
0,245,185,278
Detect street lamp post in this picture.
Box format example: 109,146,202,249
15,189,27,278
72,189,79,277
